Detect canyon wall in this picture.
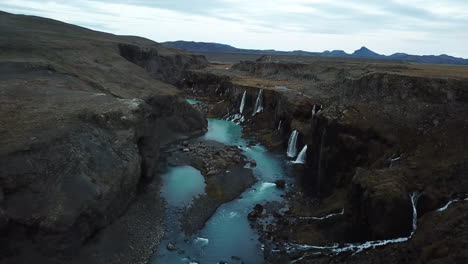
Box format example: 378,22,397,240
183,62,468,243
0,11,207,264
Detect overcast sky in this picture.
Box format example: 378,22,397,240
1,0,467,57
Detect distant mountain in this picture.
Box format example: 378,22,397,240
162,41,468,66
163,41,239,53
353,46,383,58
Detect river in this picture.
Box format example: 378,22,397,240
152,118,293,264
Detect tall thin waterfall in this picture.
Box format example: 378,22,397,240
409,191,421,237
287,130,299,158
293,145,308,164
311,105,316,118
285,190,423,258
252,89,264,116
277,120,283,130
239,90,246,114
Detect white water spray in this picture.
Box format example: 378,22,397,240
292,145,308,164
239,90,246,114
299,208,344,220
389,156,401,168
252,89,264,116
287,130,299,158
436,195,468,211
286,191,422,261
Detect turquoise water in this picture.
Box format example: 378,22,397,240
275,85,289,91
186,99,201,105
153,119,291,264
160,166,206,207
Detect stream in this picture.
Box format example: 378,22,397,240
152,118,293,264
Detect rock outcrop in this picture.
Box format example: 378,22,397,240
0,11,207,264
181,56,468,263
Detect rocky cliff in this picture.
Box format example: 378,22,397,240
182,58,468,263
0,11,207,264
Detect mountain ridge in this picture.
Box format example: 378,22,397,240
162,41,468,65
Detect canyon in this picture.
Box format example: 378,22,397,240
1,11,468,264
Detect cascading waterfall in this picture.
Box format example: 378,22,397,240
436,195,468,211
252,89,264,116
239,90,247,114
224,90,247,124
292,145,308,164
408,191,421,236
298,209,344,220
287,130,299,158
389,156,401,168
286,191,422,261
316,105,323,115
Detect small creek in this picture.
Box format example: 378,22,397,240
152,119,293,264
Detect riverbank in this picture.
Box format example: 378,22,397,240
159,138,256,235
153,118,293,264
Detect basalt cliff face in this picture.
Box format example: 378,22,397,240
183,57,468,263
0,12,207,264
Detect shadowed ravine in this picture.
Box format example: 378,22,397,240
152,119,293,264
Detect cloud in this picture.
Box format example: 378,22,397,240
0,0,467,57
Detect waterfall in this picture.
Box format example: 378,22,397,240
287,130,299,158
277,120,283,130
389,156,401,168
409,191,421,236
316,105,323,115
299,208,344,220
285,191,422,259
292,145,308,164
311,105,316,118
239,90,246,114
287,192,468,262
252,89,264,116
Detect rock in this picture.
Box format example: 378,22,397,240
0,209,8,230
254,204,264,212
167,242,178,251
207,170,217,176
248,204,264,221
250,160,257,167
0,11,208,264
348,168,413,240
274,180,286,189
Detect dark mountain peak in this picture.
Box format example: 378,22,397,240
353,46,381,58
161,40,468,66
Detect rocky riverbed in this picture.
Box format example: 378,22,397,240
159,139,256,235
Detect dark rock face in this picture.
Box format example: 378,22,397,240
275,180,286,189
248,204,264,221
348,168,412,240
118,43,208,85
183,57,468,263
0,11,207,264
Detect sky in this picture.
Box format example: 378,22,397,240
1,0,467,58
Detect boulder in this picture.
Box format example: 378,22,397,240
275,180,286,189
167,243,178,251
248,204,264,221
